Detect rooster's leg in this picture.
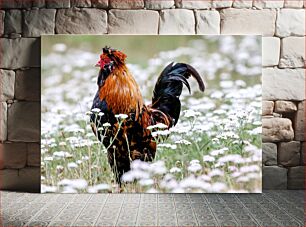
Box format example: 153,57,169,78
107,148,131,186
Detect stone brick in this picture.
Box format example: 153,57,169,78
220,9,276,36
232,0,253,8
262,101,274,115
4,10,22,35
8,102,40,142
0,167,40,192
262,117,294,142
262,143,277,166
278,141,301,167
195,10,220,34
261,101,274,116
0,10,4,35
46,0,70,8
212,0,232,8
301,142,305,165
262,68,305,101
15,68,41,101
274,101,297,113
71,0,91,7
23,9,56,37
262,37,280,66
0,143,27,169
0,102,7,142
0,69,15,102
110,0,144,8
276,9,305,37
284,0,304,8
253,0,284,8
56,8,107,34
32,0,46,8
280,37,305,68
0,38,40,69
288,166,304,189
159,9,195,34
294,101,305,141
263,166,287,189
27,143,40,167
175,0,212,9
145,0,175,9
0,0,31,8
109,10,159,34
91,0,108,8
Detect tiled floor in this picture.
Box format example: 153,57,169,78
1,190,304,226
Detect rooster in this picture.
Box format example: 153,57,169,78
90,47,205,185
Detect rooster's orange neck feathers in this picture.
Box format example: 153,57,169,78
98,65,144,119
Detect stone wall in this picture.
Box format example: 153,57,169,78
0,0,305,192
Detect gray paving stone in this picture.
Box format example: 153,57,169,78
173,194,189,203
0,190,304,226
4,220,28,226
158,194,174,203
74,203,101,222
158,203,175,209
124,194,140,203
29,202,67,222
158,221,177,226
27,220,50,226
73,220,95,226
96,203,122,226
54,203,84,221
88,193,108,203
30,193,58,203
137,205,158,226
17,194,39,203
54,194,75,202
203,194,224,204
140,193,157,202
219,220,239,226
197,220,218,226
106,193,125,203
48,220,73,226
71,194,91,203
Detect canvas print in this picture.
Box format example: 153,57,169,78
41,35,262,193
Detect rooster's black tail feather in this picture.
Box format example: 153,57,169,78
151,62,205,126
